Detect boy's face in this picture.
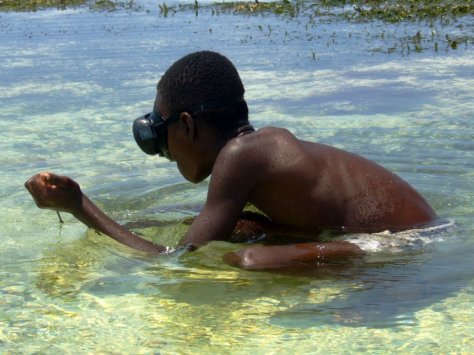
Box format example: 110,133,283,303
153,95,214,184
153,95,183,163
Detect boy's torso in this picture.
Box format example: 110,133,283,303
215,126,437,233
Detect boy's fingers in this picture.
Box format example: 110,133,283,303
24,180,47,207
40,172,57,185
24,175,43,193
39,172,71,189
25,172,55,196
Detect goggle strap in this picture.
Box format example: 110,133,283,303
178,95,245,115
150,94,246,126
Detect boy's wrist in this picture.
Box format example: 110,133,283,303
72,194,95,224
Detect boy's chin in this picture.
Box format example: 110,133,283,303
181,170,210,184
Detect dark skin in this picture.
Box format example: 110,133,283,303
25,95,438,269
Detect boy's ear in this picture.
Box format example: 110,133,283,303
180,112,195,142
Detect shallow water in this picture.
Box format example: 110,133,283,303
1,1,473,353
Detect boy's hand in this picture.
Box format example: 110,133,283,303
24,172,83,214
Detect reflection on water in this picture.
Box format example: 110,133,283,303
0,0,473,353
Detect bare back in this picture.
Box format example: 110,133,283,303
221,126,437,233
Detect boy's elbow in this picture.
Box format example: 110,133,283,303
223,249,259,269
223,247,282,270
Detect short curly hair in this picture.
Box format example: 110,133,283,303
157,51,249,132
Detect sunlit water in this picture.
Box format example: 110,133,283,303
1,1,473,353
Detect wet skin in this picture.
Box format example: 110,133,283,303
25,98,438,269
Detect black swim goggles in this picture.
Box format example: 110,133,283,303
133,95,245,160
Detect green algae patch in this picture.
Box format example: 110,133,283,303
208,0,474,22
351,0,473,23
213,0,299,16
0,0,87,11
0,0,136,11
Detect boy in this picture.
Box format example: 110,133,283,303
25,51,438,269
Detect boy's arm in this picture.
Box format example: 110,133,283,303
180,146,259,248
75,194,169,253
25,173,363,267
180,176,251,248
25,172,167,254
223,242,364,270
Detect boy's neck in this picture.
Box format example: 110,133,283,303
235,124,255,137
220,124,255,141
201,124,255,180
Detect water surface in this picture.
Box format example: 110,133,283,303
1,2,473,353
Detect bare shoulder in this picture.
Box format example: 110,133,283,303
224,126,296,149
216,126,304,167
209,126,302,192
222,129,300,181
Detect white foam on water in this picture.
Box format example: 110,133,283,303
333,221,456,253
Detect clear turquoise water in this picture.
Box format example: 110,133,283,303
1,2,473,353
